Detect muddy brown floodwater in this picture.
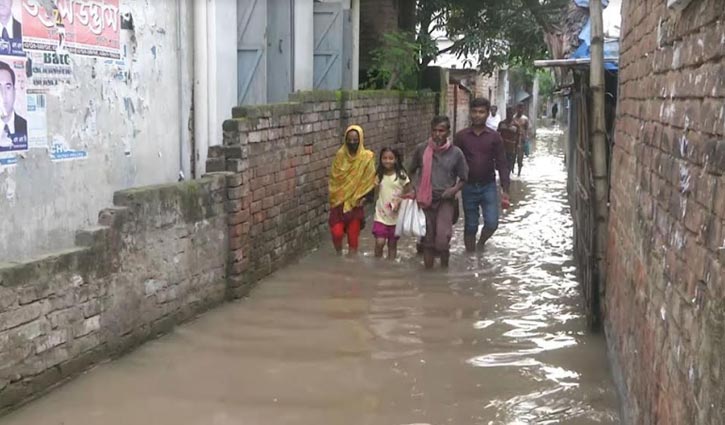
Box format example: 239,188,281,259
2,126,621,425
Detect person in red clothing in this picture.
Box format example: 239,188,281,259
328,125,376,255
454,97,511,252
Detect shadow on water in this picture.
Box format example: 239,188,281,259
3,125,620,425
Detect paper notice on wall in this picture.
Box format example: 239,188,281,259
50,135,87,161
27,51,74,89
22,0,121,59
0,153,17,167
26,93,47,149
0,55,28,154
0,1,25,57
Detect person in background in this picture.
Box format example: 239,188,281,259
408,115,468,269
486,104,501,131
372,147,411,260
551,102,559,123
328,125,376,256
514,102,531,173
455,97,510,252
498,106,520,176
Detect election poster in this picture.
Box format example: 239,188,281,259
0,54,27,154
22,0,121,59
0,0,25,57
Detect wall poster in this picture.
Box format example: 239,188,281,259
22,0,121,59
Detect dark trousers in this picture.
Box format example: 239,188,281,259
422,198,457,254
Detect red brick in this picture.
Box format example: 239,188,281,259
229,236,243,251
228,210,250,225
230,248,245,264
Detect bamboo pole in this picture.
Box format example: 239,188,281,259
589,0,609,326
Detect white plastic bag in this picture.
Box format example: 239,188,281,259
395,199,427,238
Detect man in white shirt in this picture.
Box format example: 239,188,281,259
485,105,501,131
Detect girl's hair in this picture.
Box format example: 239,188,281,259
377,147,408,182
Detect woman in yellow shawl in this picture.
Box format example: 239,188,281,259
328,125,376,255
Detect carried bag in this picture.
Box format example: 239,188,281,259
395,199,427,238
523,139,531,157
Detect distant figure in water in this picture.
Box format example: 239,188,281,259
498,106,521,177
551,102,559,124
514,102,530,174
328,125,376,255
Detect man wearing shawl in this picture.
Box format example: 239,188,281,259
328,125,376,255
408,116,469,269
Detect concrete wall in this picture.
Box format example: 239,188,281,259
0,175,228,412
497,69,510,109
0,1,194,262
294,0,315,91
209,90,436,295
606,0,725,423
0,0,367,263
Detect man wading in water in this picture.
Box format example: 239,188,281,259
514,102,531,176
408,116,468,269
454,98,510,252
498,106,521,176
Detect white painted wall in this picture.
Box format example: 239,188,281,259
0,1,194,262
0,0,362,261
294,0,314,91
194,0,237,179
212,0,238,146
351,0,360,89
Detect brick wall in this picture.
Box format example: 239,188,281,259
447,83,472,135
606,0,725,423
0,177,228,412
0,90,434,413
211,91,436,297
475,72,499,106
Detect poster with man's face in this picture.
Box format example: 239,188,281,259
0,0,23,56
0,54,27,152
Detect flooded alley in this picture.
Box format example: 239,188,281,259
2,128,621,425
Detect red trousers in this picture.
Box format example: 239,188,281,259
330,219,362,250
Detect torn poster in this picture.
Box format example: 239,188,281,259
27,50,74,89
50,134,86,161
22,0,121,59
26,92,46,148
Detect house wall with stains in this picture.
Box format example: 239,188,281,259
0,1,194,262
606,0,725,423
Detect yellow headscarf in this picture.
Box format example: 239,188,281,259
329,125,376,213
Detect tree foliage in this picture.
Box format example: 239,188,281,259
365,0,568,89
537,69,556,100
415,0,568,73
363,31,436,90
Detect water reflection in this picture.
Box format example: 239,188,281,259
2,126,620,425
